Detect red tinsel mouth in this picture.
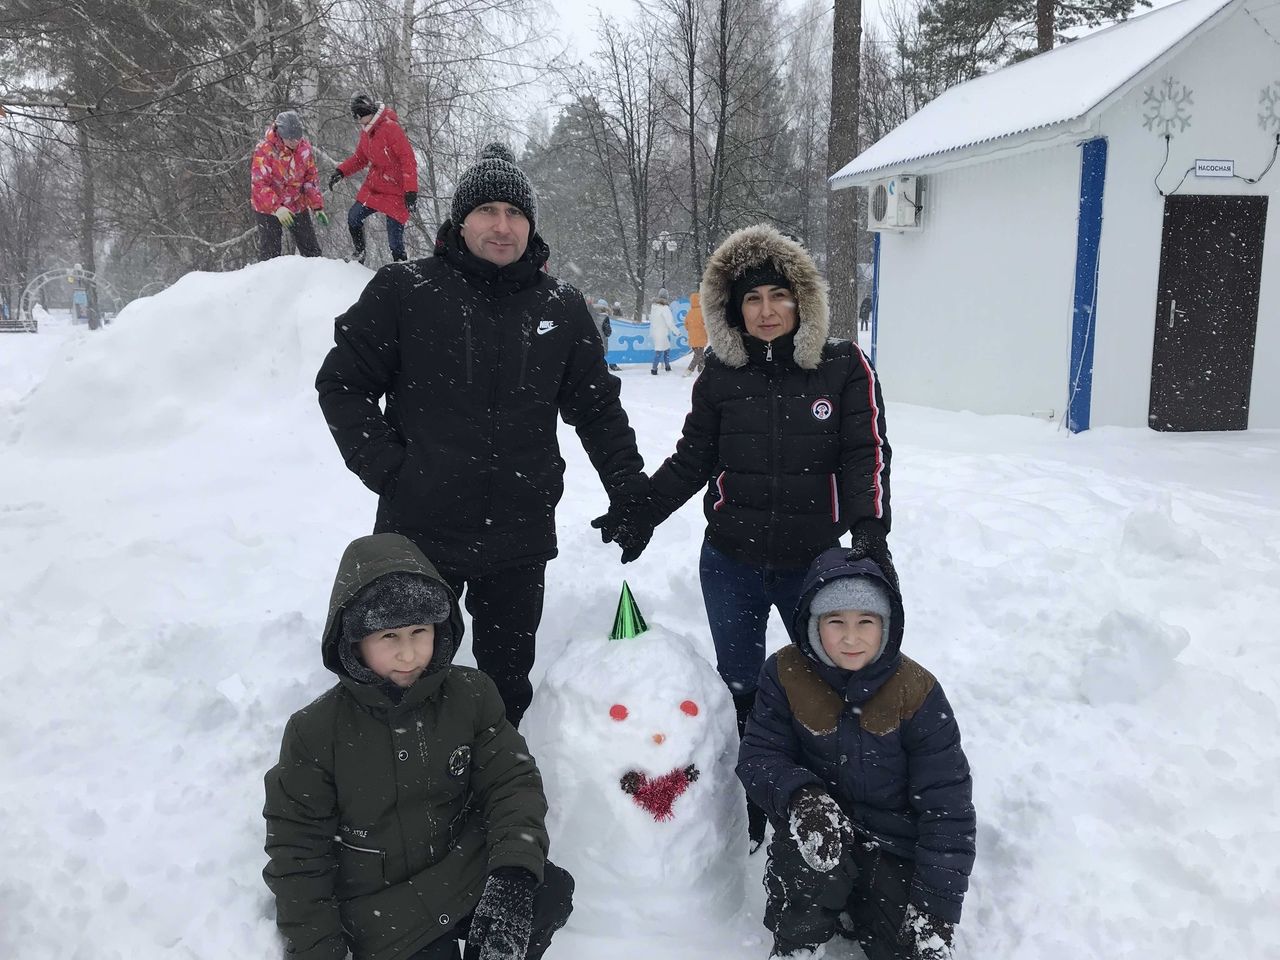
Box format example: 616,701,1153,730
619,764,700,821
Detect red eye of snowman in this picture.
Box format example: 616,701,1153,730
609,704,629,721
680,700,699,717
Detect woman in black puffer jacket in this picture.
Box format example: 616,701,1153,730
647,224,894,849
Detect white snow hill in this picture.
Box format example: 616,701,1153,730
1,257,1278,960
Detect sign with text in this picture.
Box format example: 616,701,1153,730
1195,159,1235,178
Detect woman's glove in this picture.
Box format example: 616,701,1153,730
315,210,330,226
327,170,344,190
404,190,418,214
900,903,954,960
788,786,851,873
848,519,898,592
591,496,656,563
274,206,295,228
469,867,537,960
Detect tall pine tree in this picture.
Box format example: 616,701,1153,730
919,0,1149,71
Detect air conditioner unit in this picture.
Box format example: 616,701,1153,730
866,175,923,232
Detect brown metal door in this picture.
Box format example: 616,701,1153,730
1148,195,1267,431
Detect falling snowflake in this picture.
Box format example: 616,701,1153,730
1143,77,1194,135
1259,82,1280,133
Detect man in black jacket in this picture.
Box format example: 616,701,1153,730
316,143,649,725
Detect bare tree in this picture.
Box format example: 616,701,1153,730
571,17,668,319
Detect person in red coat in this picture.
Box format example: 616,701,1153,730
251,110,328,261
329,94,419,263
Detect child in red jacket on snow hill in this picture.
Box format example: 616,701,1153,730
250,110,328,261
328,93,418,264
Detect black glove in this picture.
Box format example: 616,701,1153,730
469,867,537,960
327,170,344,190
788,786,851,873
590,496,656,564
404,190,418,214
602,316,612,338
900,903,955,960
848,519,899,592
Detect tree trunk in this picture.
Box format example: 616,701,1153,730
398,0,416,98
75,118,100,330
686,36,701,275
1036,0,1055,52
826,0,862,340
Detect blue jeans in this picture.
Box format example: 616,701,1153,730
651,349,670,371
347,202,406,259
699,539,808,695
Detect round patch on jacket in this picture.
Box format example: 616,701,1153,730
448,745,471,778
811,398,834,421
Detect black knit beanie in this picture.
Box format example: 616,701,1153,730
350,93,377,119
339,572,454,684
728,260,792,328
450,142,537,230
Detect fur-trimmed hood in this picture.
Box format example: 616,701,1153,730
700,224,829,370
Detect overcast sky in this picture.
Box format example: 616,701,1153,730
548,0,869,59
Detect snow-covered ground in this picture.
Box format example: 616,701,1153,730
1,257,1277,960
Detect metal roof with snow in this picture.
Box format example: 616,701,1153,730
831,0,1252,188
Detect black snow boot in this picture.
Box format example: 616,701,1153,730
349,224,367,265
733,690,769,854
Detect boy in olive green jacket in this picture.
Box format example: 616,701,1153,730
263,533,573,960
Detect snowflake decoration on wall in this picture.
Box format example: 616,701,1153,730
1260,82,1280,133
1143,77,1194,135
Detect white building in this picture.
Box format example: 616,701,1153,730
831,0,1280,431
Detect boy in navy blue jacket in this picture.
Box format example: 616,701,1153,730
737,548,975,960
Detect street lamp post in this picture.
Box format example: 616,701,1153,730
651,231,679,290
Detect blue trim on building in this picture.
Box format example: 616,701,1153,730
870,232,882,366
1068,138,1108,433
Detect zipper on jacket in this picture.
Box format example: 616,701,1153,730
464,315,474,386
480,301,503,544
766,384,781,561
516,321,531,390
337,837,385,856
766,341,773,362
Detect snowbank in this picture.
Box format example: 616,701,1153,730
1,256,1278,960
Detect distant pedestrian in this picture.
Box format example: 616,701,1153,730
859,294,872,332
684,290,707,377
594,297,621,371
649,288,678,375
329,93,418,264
251,110,327,261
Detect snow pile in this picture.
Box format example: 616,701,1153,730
522,619,746,933
1,255,1278,960
14,258,369,453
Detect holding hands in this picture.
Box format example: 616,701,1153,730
591,494,657,564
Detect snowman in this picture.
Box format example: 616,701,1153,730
522,583,748,933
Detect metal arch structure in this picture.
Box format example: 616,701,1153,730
14,266,123,333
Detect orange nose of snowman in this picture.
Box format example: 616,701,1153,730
652,733,666,745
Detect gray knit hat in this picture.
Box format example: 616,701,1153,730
339,572,453,684
274,110,304,140
451,142,537,229
807,576,893,669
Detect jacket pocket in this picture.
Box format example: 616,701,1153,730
335,837,386,901
829,473,840,524
712,470,727,511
